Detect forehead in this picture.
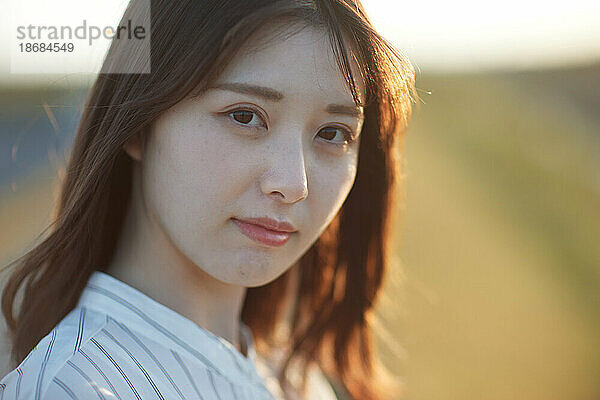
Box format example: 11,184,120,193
214,22,366,105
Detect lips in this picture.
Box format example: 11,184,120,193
232,218,296,247
234,217,297,233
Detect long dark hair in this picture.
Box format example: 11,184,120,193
1,0,415,398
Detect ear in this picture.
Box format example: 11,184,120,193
123,132,144,162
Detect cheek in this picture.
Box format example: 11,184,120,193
143,112,253,233
182,127,259,218
307,154,358,232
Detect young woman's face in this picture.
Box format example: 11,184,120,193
141,24,364,287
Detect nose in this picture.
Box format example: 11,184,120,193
260,136,309,204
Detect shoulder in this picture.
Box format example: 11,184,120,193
1,310,276,400
255,345,338,400
306,363,339,400
0,306,108,399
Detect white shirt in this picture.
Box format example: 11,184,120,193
0,271,275,399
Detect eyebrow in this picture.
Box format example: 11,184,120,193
203,82,364,119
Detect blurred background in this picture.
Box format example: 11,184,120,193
1,1,599,399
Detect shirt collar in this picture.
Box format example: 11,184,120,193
76,270,263,385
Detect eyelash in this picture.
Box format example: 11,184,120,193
223,106,357,148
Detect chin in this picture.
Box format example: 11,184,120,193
232,264,288,288
243,276,278,288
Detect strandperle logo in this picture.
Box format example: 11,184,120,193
10,0,151,74
16,19,147,46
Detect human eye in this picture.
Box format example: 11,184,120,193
225,106,267,130
316,125,357,148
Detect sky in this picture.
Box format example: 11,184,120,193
363,0,600,72
1,0,600,85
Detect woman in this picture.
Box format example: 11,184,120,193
0,0,415,398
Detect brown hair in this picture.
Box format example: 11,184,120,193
1,0,415,398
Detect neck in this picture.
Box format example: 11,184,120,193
105,166,247,354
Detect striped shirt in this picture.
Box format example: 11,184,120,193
0,271,275,399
